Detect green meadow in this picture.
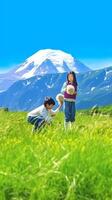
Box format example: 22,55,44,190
0,105,112,200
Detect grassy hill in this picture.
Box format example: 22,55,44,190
0,106,112,200
79,104,112,116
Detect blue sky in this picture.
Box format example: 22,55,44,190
1,0,112,72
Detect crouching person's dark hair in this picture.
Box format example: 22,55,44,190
44,97,55,107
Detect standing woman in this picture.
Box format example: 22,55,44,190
61,71,78,129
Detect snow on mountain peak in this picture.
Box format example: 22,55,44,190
27,49,74,66
15,49,90,79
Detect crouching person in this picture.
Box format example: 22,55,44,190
27,97,62,133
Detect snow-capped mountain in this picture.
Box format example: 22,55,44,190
14,49,91,79
0,49,111,110
0,49,91,91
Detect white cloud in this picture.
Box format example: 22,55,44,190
0,64,17,74
80,58,112,70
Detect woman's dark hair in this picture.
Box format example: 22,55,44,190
67,71,78,85
44,97,55,107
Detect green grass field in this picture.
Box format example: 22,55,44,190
0,106,112,200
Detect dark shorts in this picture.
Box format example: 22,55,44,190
27,116,45,129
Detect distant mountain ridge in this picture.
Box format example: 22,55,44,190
0,66,112,110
